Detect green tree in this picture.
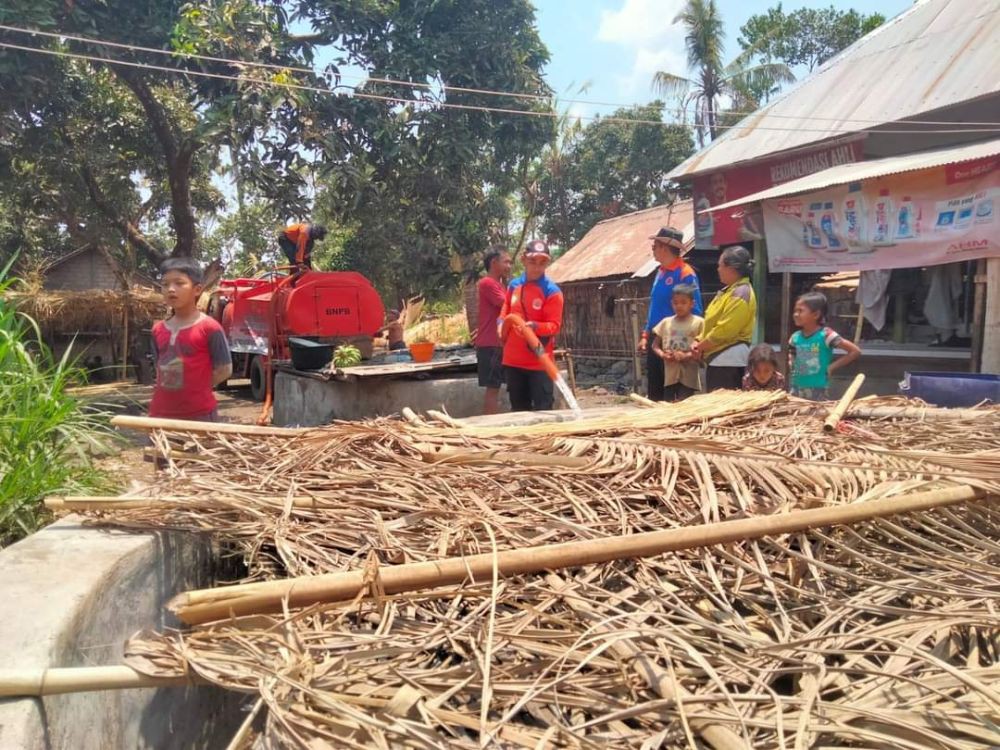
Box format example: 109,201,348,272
535,102,694,249
651,0,794,147
305,0,554,303
1,0,324,266
738,4,886,74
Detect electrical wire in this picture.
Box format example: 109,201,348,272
2,40,999,136
2,23,1000,128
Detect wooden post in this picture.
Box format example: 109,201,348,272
981,258,1000,374
564,349,577,396
752,238,767,345
120,291,130,381
780,272,792,377
628,302,642,392
169,484,988,625
970,259,986,373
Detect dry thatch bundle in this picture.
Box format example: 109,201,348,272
4,286,165,334
64,392,1000,748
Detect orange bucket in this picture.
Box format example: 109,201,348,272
408,341,436,362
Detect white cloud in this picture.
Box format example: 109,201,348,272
597,0,689,99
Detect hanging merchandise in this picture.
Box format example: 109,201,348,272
765,157,1000,273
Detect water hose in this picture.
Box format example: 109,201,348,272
501,314,560,382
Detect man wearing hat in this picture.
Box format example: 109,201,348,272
638,226,703,401
498,240,564,412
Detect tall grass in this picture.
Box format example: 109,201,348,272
0,260,116,547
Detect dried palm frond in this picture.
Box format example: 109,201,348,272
61,394,1000,748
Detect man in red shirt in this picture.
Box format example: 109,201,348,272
475,246,512,414
149,258,233,421
278,223,328,269
499,240,564,412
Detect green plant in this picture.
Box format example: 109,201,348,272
0,259,116,547
332,344,363,369
409,332,433,345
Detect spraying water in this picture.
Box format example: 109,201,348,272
553,373,583,419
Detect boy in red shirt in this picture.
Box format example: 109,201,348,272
149,258,233,422
498,240,564,412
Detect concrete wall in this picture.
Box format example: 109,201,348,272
274,372,513,426
0,520,247,749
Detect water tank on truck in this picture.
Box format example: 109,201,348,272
210,270,385,400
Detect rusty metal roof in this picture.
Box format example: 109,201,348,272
667,0,1000,181
547,201,695,284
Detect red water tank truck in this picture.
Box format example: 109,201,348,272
208,268,385,400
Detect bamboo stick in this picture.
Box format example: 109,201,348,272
548,575,745,750
169,484,988,625
0,667,545,744
847,405,993,421
111,414,303,436
45,495,324,511
628,392,656,407
824,373,865,433
0,666,195,697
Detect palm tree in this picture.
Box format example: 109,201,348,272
653,0,794,148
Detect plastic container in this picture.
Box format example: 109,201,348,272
288,337,333,371
408,341,436,363
899,371,1000,407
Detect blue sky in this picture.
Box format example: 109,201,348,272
532,0,914,118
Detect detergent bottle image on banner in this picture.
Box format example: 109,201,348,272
821,202,845,252
896,196,920,239
805,202,826,249
842,183,869,252
871,188,894,247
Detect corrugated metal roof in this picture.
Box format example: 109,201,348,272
667,0,1000,181
702,137,1000,213
547,201,695,284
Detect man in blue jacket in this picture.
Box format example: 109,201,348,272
637,226,703,401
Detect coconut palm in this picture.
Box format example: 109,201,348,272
653,0,795,147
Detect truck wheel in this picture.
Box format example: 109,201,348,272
249,356,267,402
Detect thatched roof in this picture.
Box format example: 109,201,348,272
4,286,166,335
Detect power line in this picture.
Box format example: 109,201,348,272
3,23,1000,128
2,41,999,137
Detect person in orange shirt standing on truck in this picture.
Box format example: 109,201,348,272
498,240,564,412
278,223,327,269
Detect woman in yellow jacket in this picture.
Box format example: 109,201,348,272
691,247,758,391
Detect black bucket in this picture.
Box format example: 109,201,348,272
288,337,333,371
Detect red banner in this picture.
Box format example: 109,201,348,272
693,139,864,249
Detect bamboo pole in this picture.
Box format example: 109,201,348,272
780,272,792,379
628,392,656,407
111,414,303,436
45,495,324,511
547,575,744,750
0,666,194,697
0,668,547,744
169,484,988,625
824,373,865,433
848,405,993,421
